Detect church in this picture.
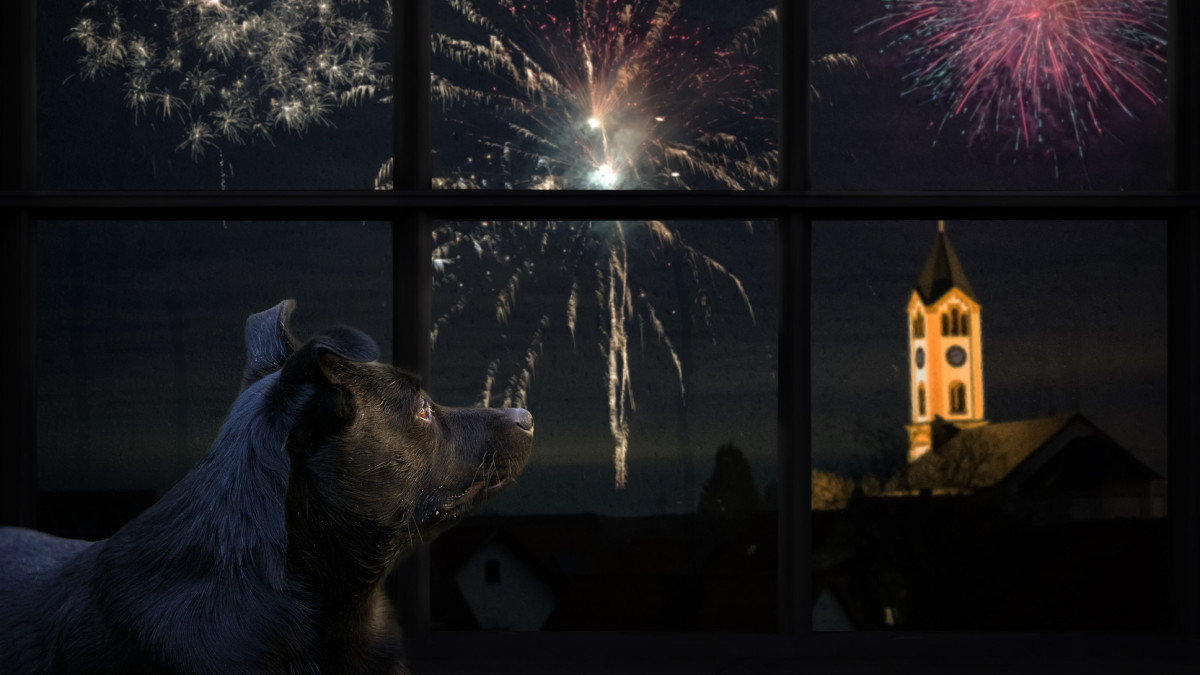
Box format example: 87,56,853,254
883,222,1166,521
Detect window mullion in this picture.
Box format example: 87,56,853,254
1169,0,1200,192
778,0,810,192
0,0,38,529
1168,211,1200,640
390,0,434,644
1,0,35,191
1,212,37,529
393,0,432,192
777,213,812,636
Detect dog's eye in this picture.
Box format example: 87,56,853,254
416,403,433,423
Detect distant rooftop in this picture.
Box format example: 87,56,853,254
892,414,1163,494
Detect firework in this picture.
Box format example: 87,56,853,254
431,220,757,489
864,0,1167,158
431,0,778,190
68,0,392,167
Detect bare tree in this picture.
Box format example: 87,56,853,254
811,469,855,511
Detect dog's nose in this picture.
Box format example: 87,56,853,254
505,408,534,432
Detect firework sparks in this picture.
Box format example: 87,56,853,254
431,0,778,190
432,220,757,489
68,0,392,172
863,0,1167,159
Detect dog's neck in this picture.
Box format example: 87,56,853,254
93,375,308,669
282,465,410,673
283,463,410,594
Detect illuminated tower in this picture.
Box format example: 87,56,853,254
905,221,987,463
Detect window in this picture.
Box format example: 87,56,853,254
427,219,778,631
3,1,1197,673
912,314,924,338
809,1,1170,190
35,221,392,517
430,0,778,190
812,220,1172,632
40,1,395,189
918,384,926,418
949,381,966,415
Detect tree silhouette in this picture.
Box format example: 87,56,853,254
698,443,764,515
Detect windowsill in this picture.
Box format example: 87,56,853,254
408,631,1197,674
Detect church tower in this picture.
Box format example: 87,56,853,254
905,221,987,463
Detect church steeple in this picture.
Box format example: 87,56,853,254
915,220,978,304
905,222,987,463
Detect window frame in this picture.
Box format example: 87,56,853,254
2,0,1198,672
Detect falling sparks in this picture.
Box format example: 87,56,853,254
431,0,778,190
863,0,1167,161
604,240,635,488
432,220,757,489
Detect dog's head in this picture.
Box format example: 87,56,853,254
243,300,533,577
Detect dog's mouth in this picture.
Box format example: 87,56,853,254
440,474,510,513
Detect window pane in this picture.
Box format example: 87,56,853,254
428,220,778,631
809,3,1169,191
37,221,392,538
39,2,393,189
430,1,779,190
811,220,1169,630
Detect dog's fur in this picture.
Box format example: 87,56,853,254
0,300,533,674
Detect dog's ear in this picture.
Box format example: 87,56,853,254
277,326,379,453
279,325,380,392
243,299,300,388
311,326,380,366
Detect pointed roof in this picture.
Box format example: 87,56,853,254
915,222,977,304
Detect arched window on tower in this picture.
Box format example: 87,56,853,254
941,314,950,336
949,382,967,414
912,315,924,338
918,384,926,417
950,308,960,336
960,311,969,336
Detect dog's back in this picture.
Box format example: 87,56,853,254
0,528,97,672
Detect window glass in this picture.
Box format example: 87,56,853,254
428,220,778,630
37,221,392,538
430,0,779,190
809,3,1169,191
39,1,394,189
811,220,1169,630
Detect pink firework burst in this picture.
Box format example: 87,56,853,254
867,0,1167,157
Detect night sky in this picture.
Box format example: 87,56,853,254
32,3,1172,513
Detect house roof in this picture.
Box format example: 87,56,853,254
915,225,977,304
894,413,1164,494
896,414,1078,491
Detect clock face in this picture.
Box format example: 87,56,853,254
946,345,967,367
915,347,925,369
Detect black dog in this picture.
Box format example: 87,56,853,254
0,300,533,674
